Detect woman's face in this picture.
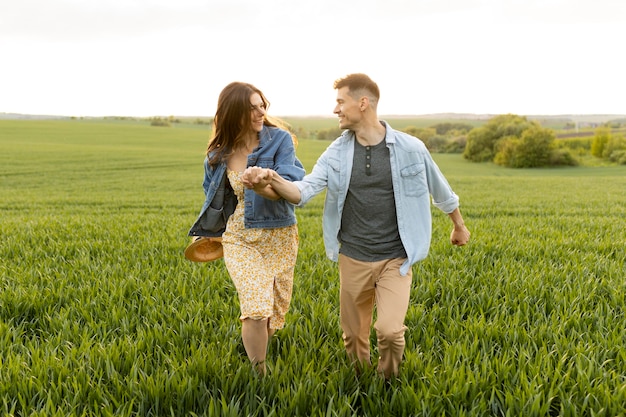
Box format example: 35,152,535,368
249,92,266,133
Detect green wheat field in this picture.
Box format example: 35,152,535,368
1,119,625,416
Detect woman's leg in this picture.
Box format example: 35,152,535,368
242,317,269,375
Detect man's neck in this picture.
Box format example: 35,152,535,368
354,120,386,146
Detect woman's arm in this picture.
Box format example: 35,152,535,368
242,167,302,204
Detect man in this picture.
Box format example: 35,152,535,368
242,73,470,379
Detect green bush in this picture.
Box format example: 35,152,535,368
443,136,467,154
603,134,626,159
402,126,436,150
464,114,535,162
431,122,473,135
425,135,448,153
493,136,520,167
591,127,611,157
549,148,579,166
553,137,592,151
150,117,171,127
316,127,343,140
493,126,554,168
608,149,626,164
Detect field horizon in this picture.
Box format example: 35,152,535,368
2,111,626,125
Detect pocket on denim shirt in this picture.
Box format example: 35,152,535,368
327,157,342,191
400,163,428,197
198,207,226,233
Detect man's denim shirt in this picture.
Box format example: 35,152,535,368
188,125,305,237
295,121,459,276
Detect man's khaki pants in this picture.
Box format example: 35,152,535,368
338,254,413,379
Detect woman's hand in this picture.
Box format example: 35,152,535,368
241,167,280,200
242,167,273,189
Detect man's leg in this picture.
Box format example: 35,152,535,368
339,254,376,369
374,258,412,379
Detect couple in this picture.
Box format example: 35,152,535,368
187,73,470,378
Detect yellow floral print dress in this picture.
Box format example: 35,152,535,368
221,170,299,330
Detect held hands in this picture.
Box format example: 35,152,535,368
241,167,274,190
450,224,470,246
243,166,301,204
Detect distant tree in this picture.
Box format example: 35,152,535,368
430,122,473,135
549,148,579,166
427,136,449,153
591,126,611,157
494,126,556,168
194,118,212,125
443,136,467,154
608,149,626,164
150,117,171,127
464,114,535,162
603,134,626,161
513,126,555,167
402,126,436,149
316,127,343,140
493,136,520,167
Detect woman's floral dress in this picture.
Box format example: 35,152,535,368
221,170,299,329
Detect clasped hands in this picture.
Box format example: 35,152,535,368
241,166,274,190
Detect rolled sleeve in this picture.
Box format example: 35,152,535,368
433,192,459,214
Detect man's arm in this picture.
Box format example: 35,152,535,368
448,207,470,246
242,167,302,204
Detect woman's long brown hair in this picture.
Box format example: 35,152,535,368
206,82,295,167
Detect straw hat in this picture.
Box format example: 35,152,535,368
184,236,223,262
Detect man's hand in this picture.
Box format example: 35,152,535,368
450,224,470,246
242,167,273,190
243,166,302,204
241,167,281,200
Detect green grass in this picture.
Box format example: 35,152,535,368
1,119,626,416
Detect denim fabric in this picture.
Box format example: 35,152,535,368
188,125,305,237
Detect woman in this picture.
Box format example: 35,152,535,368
188,82,304,375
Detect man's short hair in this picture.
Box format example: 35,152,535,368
333,73,380,101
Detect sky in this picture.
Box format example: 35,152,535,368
1,0,624,118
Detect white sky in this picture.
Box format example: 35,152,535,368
1,0,624,117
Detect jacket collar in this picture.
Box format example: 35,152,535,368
258,125,273,147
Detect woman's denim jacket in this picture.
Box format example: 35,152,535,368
294,121,460,276
188,125,305,238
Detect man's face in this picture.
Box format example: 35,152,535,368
333,86,362,130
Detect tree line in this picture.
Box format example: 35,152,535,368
462,114,626,167
318,115,626,168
